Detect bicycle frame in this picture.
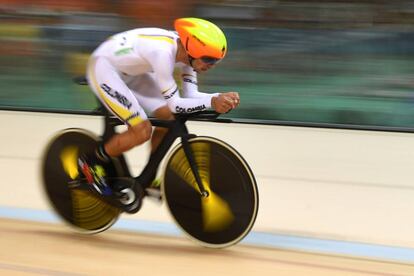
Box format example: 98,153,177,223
98,106,221,198
73,76,229,205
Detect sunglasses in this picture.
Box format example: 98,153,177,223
200,56,222,65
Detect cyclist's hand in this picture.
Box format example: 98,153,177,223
223,92,240,108
212,92,240,113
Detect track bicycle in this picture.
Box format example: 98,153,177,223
41,77,259,248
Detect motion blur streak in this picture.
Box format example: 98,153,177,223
169,142,234,232
60,145,79,180
1,1,414,128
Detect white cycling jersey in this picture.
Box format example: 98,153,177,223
86,27,218,126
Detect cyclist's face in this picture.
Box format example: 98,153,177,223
192,58,215,73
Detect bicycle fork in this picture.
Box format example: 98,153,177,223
181,134,209,198
137,116,210,198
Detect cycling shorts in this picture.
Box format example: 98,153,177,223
87,56,167,126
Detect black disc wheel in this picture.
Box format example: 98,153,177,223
163,136,259,248
41,129,121,233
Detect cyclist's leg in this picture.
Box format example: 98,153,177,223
82,56,152,193
126,73,174,153
87,56,152,158
151,106,174,152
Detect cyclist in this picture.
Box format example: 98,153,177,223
80,17,240,195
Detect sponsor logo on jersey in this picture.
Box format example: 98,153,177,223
163,88,178,100
115,47,133,56
183,78,198,85
175,104,206,113
125,112,140,121
100,83,132,109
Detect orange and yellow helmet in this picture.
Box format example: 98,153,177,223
174,17,227,63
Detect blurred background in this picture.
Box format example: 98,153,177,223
1,0,414,128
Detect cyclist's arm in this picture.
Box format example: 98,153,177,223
149,51,214,113
179,65,239,113
180,66,220,98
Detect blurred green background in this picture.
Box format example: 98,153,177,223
1,0,414,128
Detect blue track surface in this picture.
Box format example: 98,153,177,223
1,206,413,263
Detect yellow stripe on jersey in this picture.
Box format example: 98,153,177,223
88,59,143,126
182,74,196,78
161,84,177,94
138,34,174,44
127,115,142,126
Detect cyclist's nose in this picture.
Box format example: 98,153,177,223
204,64,214,70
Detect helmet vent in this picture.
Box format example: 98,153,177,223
192,35,206,46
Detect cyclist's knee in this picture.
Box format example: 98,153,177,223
141,120,152,141
129,120,152,145
154,105,174,120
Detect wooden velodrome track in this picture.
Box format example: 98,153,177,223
1,218,413,276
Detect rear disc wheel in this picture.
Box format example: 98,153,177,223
41,129,122,234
